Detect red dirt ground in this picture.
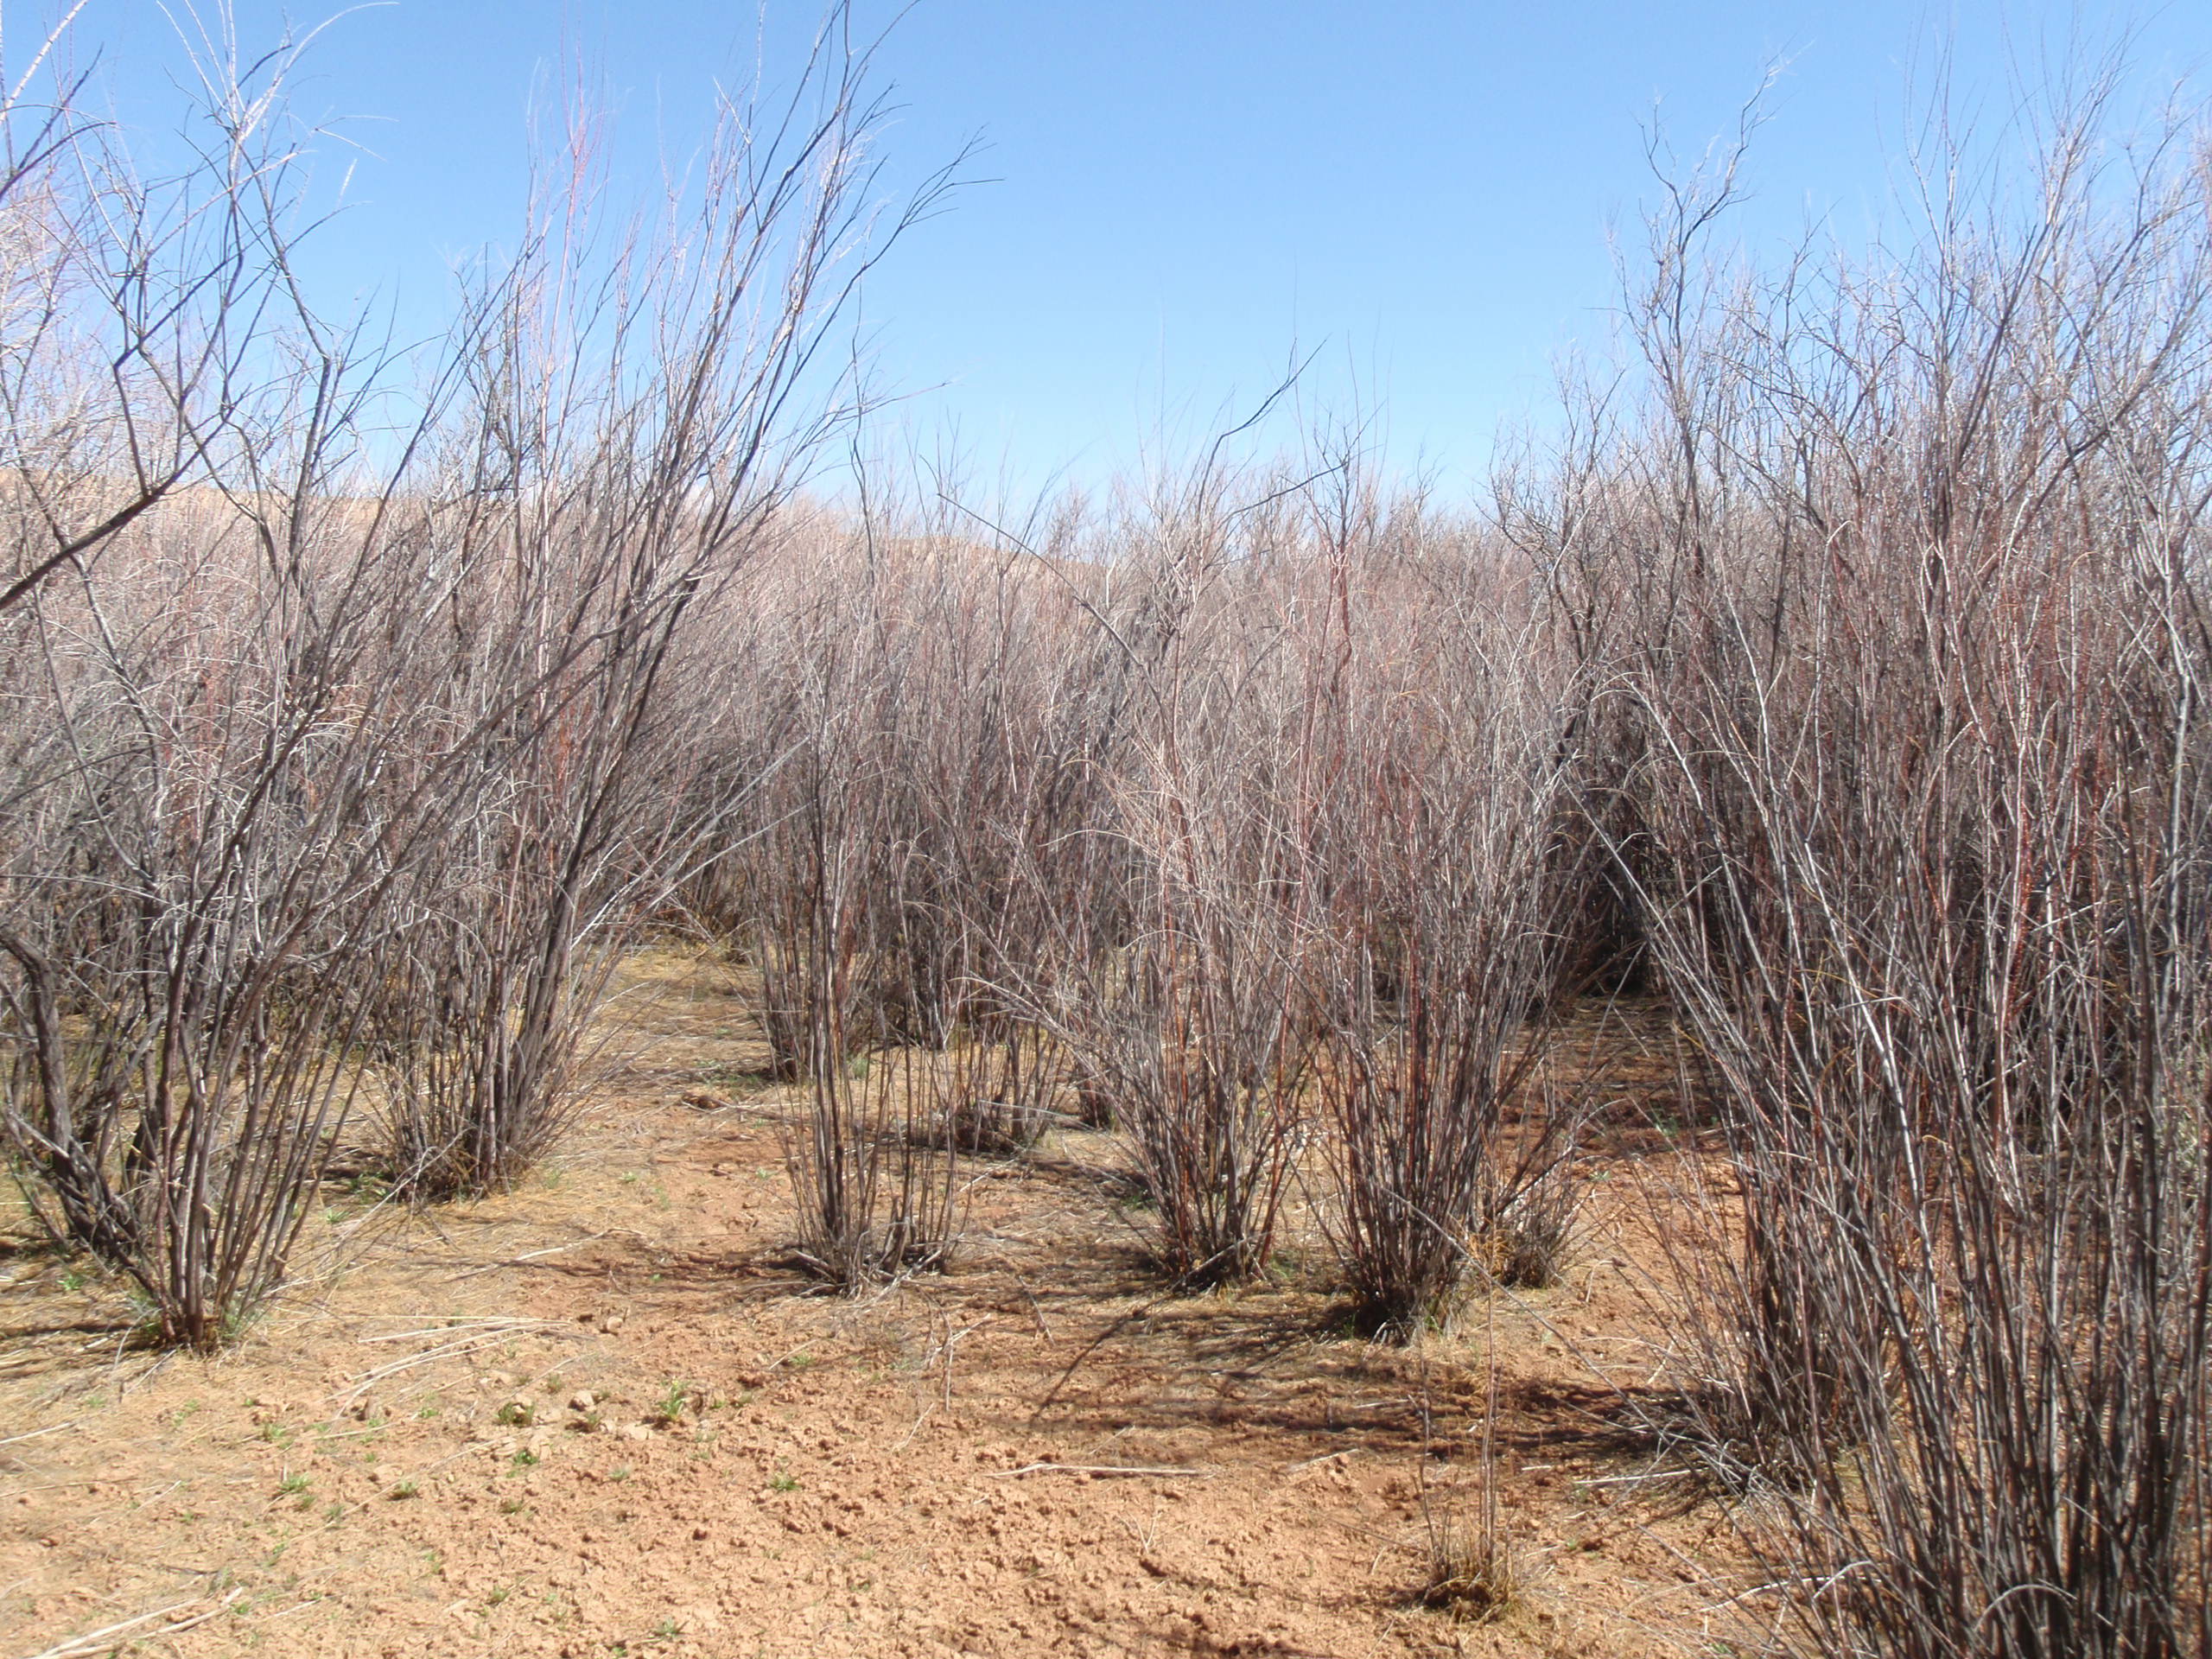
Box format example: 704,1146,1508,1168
1,949,1754,1658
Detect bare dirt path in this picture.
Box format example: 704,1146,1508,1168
0,950,1740,1658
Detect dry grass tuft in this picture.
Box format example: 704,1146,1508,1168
1416,1467,1524,1624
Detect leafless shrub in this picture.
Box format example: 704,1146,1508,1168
1035,471,1339,1286
0,5,951,1340
1070,885,1317,1285
735,531,995,1285
1305,558,1585,1334
1541,74,2212,1654
785,1037,963,1288
0,27,500,1345
370,21,950,1201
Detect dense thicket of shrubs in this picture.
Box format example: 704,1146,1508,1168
0,12,917,1343
1,18,2205,1652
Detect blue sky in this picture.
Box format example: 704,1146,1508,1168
62,1,2211,498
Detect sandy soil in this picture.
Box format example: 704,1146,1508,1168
1,949,1752,1658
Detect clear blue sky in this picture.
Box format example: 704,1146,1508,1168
62,1,2210,498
